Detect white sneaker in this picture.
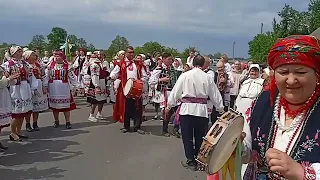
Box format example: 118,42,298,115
96,114,107,120
88,116,99,122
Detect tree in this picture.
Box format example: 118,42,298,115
163,47,180,57
27,35,47,53
106,35,129,57
308,0,320,32
47,27,67,51
248,32,278,63
87,44,95,52
180,47,198,61
77,38,88,48
141,41,165,54
212,52,222,59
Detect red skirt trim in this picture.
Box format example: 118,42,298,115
12,111,32,119
50,95,77,112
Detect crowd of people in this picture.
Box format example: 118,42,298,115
1,34,320,180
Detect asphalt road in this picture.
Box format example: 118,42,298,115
0,97,207,180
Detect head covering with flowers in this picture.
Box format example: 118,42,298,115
267,35,320,104
267,35,320,73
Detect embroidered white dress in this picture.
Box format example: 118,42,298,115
0,67,12,127
142,66,150,105
109,60,120,103
87,59,107,103
30,63,48,112
2,59,38,115
235,78,264,116
45,61,79,110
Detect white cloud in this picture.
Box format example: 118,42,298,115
0,0,307,36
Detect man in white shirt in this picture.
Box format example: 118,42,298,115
167,55,224,170
110,46,148,134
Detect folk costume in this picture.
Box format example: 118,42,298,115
235,64,264,117
167,67,224,168
149,63,182,136
0,66,11,129
110,57,148,133
87,57,108,103
73,48,87,95
242,35,320,179
45,52,79,112
23,50,49,112
109,59,120,103
2,46,38,119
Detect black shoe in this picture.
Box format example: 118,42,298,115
26,123,33,132
18,134,28,139
9,134,22,142
32,122,40,131
181,160,197,171
172,130,181,138
121,128,129,133
53,121,60,128
66,122,72,129
162,131,170,137
0,142,8,150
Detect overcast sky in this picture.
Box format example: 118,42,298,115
0,0,308,58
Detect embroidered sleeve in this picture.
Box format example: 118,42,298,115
301,162,317,180
68,65,80,88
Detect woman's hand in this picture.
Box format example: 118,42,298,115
266,148,304,180
8,72,20,81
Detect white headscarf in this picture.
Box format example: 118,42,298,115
249,64,260,72
186,62,193,69
173,57,184,70
263,68,270,76
8,45,22,57
115,50,125,60
23,50,34,60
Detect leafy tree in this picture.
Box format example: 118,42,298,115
47,27,67,51
106,35,129,57
77,38,88,48
248,32,278,63
163,47,180,57
141,41,164,54
212,52,222,59
180,46,198,61
308,0,320,32
27,35,47,53
87,43,95,52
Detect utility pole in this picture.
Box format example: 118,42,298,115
232,41,235,60
261,23,264,34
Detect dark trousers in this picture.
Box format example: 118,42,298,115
163,106,178,133
180,115,208,161
124,98,142,130
230,95,237,109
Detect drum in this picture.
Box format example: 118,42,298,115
123,78,143,99
196,109,244,175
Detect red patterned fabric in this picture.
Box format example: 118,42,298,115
267,35,320,104
267,35,320,72
55,51,66,60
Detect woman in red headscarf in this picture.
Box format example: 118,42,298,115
240,35,320,179
45,50,80,129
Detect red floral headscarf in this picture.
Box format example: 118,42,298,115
268,35,320,72
54,50,66,60
267,35,320,104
